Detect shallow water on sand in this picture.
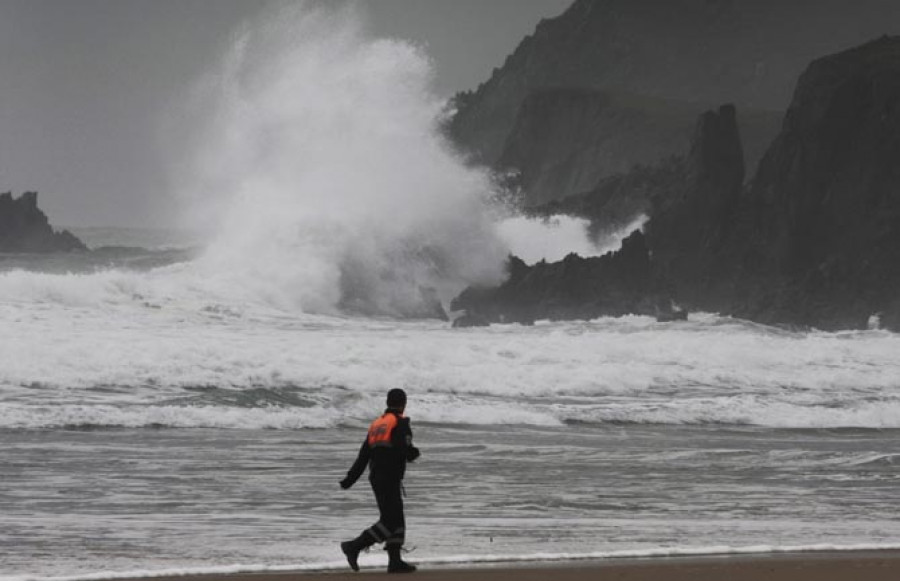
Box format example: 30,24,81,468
3,424,900,579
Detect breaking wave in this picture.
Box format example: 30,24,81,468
167,1,508,317
3,309,900,430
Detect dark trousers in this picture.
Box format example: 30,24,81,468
364,476,405,546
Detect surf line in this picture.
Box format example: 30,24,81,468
11,542,900,581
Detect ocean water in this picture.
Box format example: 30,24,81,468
5,3,900,579
3,232,900,581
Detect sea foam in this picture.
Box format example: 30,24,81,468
8,543,900,581
2,303,900,430
165,1,509,316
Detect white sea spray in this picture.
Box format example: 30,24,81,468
165,1,509,316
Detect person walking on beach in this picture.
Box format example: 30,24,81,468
340,388,420,573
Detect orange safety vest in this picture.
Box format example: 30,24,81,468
367,413,401,448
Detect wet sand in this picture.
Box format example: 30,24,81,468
123,550,900,581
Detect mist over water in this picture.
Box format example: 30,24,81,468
170,2,508,316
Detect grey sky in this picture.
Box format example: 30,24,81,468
0,0,572,227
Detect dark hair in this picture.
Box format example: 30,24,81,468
386,388,407,409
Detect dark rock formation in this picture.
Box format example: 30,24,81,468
498,88,779,207
498,89,697,205
449,0,900,167
455,37,900,331
451,231,669,324
533,159,683,238
0,192,87,253
454,103,739,326
644,104,746,312
722,36,900,330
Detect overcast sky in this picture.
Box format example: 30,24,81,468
0,0,572,227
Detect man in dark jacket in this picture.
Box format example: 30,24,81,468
340,388,420,573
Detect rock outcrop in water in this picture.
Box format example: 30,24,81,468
454,102,747,324
0,192,86,253
455,37,900,331
451,230,670,324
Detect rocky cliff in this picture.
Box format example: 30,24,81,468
498,89,689,206
723,36,900,330
449,0,900,168
644,104,745,312
529,103,745,262
451,104,738,325
0,192,87,253
497,88,778,206
455,36,900,331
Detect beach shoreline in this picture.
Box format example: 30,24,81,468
106,550,900,581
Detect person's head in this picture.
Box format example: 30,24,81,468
386,388,407,413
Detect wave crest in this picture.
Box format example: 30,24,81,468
168,2,508,316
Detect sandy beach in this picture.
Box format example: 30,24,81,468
121,551,900,581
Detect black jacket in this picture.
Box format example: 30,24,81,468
342,410,420,487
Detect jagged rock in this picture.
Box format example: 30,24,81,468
453,36,900,331
638,37,900,330
0,192,87,253
640,37,900,330
525,104,746,312
724,36,900,330
644,104,746,311
452,105,742,325
451,231,668,324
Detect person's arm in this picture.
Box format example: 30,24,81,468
340,438,370,489
395,417,420,462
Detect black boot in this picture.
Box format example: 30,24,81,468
340,532,375,572
386,544,417,574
